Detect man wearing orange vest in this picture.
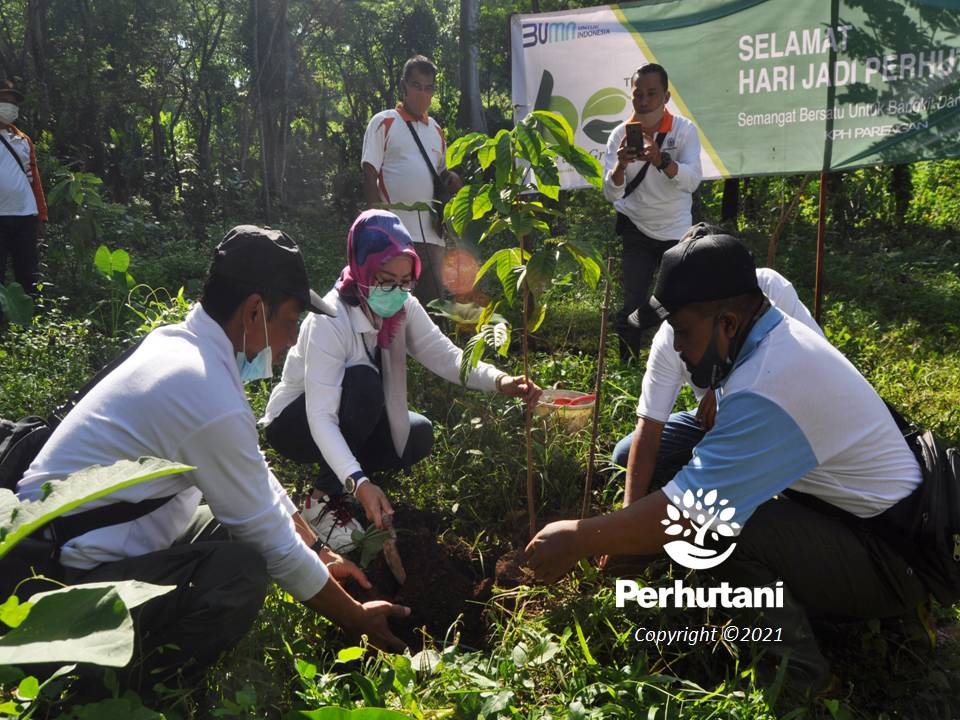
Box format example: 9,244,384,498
0,80,47,298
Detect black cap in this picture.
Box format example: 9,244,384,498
210,225,335,316
649,232,758,319
0,80,24,103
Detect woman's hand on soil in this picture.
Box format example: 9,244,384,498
356,481,394,529
498,375,543,406
524,519,582,583
319,547,372,589
348,600,410,653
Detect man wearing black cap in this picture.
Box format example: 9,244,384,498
16,226,409,692
526,231,956,690
0,80,46,298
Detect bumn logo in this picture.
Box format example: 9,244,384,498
522,21,577,48
662,488,740,570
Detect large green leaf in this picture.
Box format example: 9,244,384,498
546,98,578,141
514,123,545,166
0,586,131,666
446,132,487,170
530,111,574,150
494,129,513,189
582,87,629,120
0,282,33,326
93,245,113,276
0,457,194,558
552,144,603,188
0,581,174,667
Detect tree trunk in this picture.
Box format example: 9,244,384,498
891,163,912,220
25,0,50,126
720,179,739,226
457,0,486,133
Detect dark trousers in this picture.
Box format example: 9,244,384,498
62,506,269,694
615,220,677,361
264,365,434,496
0,214,39,295
612,410,705,490
412,241,447,307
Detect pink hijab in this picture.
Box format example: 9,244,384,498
335,210,422,348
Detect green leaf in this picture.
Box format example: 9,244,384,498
94,245,112,276
410,648,441,675
446,184,481,237
562,241,602,290
479,218,509,244
0,458,195,559
514,123,544,165
511,636,561,667
73,697,165,720
582,87,629,120
29,579,175,611
526,247,559,297
574,619,597,665
477,142,497,171
471,183,494,220
0,596,33,629
479,690,514,716
533,165,560,201
0,282,34,326
0,586,131,666
494,130,513,189
110,249,130,274
528,302,547,333
15,676,38,701
446,132,487,170
336,646,365,663
553,145,603,188
531,110,574,149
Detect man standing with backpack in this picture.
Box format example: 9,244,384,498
0,80,47,299
361,55,462,305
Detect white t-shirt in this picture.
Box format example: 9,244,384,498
636,268,823,423
17,305,329,602
602,111,702,241
0,128,38,217
662,309,921,526
262,289,502,485
361,107,446,246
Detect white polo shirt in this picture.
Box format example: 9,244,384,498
662,308,922,528
361,106,446,246
17,305,330,602
602,110,702,241
0,128,38,217
637,268,823,423
262,289,502,485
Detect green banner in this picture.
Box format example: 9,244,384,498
511,0,960,184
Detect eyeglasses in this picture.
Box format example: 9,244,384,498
406,79,435,93
364,279,416,293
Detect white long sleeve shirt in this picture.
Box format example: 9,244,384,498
262,289,502,485
636,268,824,423
602,111,702,241
17,305,329,602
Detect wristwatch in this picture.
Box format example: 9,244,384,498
343,471,368,495
657,151,673,172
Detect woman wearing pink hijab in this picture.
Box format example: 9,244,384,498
263,210,541,551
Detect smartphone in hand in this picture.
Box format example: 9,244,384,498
625,122,645,151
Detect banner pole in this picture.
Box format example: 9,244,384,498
814,170,827,324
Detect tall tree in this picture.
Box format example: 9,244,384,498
457,0,485,133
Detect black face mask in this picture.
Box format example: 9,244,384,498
685,297,772,390
686,318,734,390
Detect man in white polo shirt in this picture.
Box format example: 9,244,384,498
612,223,824,506
361,55,461,305
17,227,408,692
603,63,701,362
526,231,959,690
0,80,46,299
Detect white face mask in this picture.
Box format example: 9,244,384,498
0,103,19,125
235,301,273,383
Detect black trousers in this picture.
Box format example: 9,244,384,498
36,506,270,695
0,214,39,295
615,217,677,361
265,365,434,496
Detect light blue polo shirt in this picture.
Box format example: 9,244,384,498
662,307,922,531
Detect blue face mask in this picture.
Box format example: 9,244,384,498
236,302,273,383
366,287,409,318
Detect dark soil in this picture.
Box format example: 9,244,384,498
344,508,494,651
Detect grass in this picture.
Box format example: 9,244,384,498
2,201,959,719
